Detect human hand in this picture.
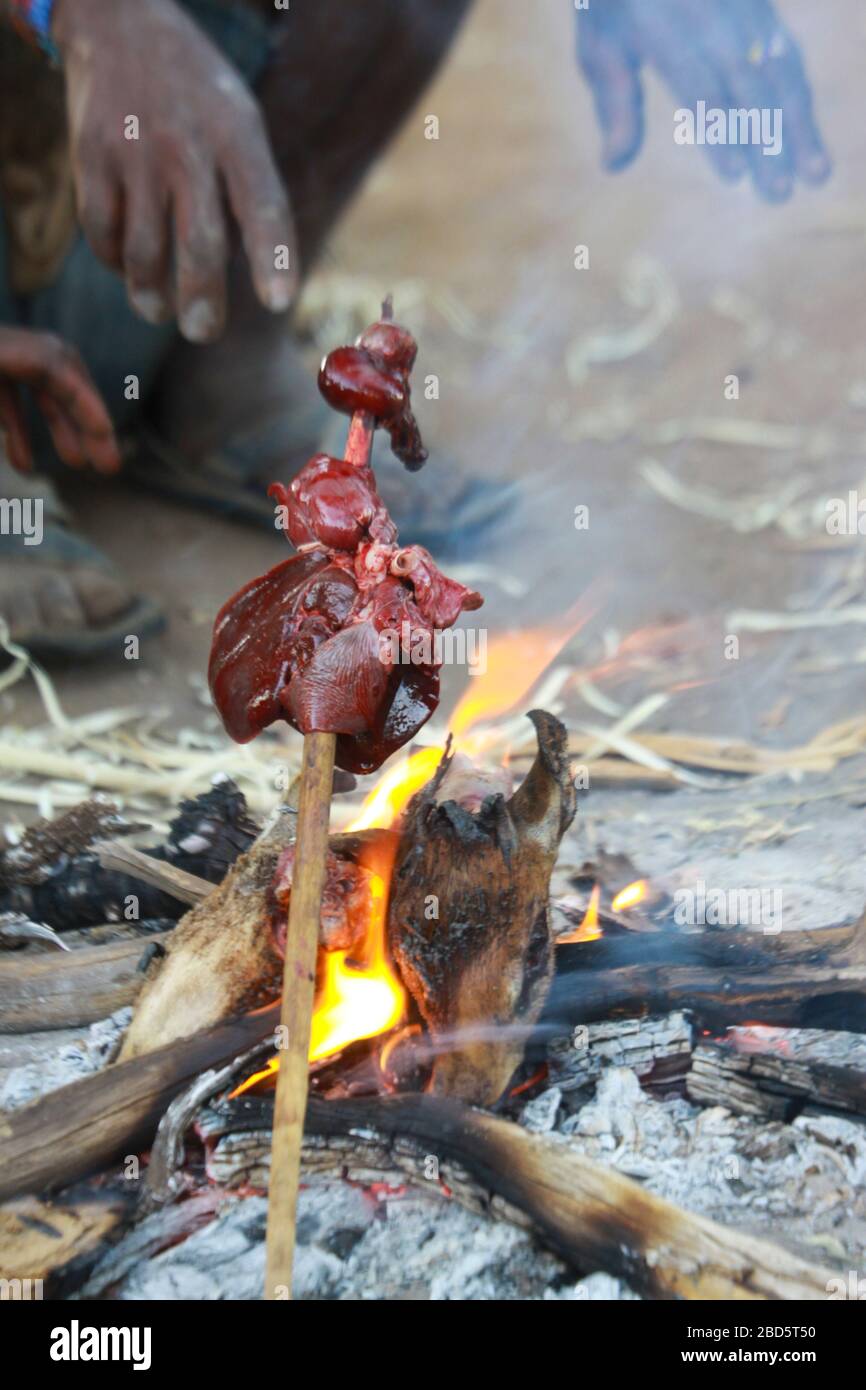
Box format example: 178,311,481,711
53,0,297,340
576,0,830,201
0,327,120,474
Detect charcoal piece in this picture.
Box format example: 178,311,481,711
0,782,259,932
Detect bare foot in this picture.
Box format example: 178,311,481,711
0,552,131,644
0,459,162,657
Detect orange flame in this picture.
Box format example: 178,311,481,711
232,840,406,1091
449,601,589,742
345,746,444,832
308,852,406,1061
344,603,589,834
558,884,601,943
611,880,647,912
231,1053,278,1098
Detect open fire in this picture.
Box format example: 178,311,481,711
235,603,665,1081
308,839,405,1062
253,609,593,1079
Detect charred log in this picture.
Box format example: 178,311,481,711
687,1027,866,1121
0,783,258,932
0,1048,836,1300
0,1004,280,1201
546,915,866,1034
0,800,139,885
185,1093,838,1301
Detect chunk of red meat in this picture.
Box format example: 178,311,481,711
390,545,485,628
209,311,481,773
318,322,427,471
208,551,332,744
269,454,395,552
272,845,375,953
208,546,454,772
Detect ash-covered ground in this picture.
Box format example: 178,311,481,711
4,1005,862,1301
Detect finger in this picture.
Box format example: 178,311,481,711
74,140,125,271
123,172,173,325
35,391,86,469
577,17,645,171
32,341,121,474
222,111,298,312
737,12,831,185
0,380,32,474
38,387,120,475
709,5,795,201
172,165,229,343
770,48,831,184
655,42,749,184
727,60,795,201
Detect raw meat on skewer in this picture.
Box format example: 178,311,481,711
209,309,482,773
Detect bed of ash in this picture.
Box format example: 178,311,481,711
4,992,866,1301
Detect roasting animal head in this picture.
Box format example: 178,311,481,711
387,710,576,1103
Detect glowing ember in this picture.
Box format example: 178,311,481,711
558,883,602,943
729,1024,792,1056
611,879,648,912
509,1064,549,1098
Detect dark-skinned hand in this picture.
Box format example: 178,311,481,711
576,0,830,201
0,327,120,474
52,0,297,341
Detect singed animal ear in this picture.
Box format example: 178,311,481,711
507,710,577,845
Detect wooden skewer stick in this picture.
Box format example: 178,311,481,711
264,729,336,1299
264,405,377,1300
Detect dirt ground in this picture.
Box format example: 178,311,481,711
6,0,866,923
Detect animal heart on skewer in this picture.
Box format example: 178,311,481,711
209,309,483,774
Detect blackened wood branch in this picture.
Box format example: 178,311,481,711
0,1005,280,1202
203,1093,838,1301
687,1029,866,1121
547,914,866,1034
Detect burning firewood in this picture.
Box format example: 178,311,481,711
0,1043,837,1301
114,811,396,1060
389,709,576,1103
115,707,575,1108
546,912,866,1033
254,1093,839,1300
687,1026,866,1122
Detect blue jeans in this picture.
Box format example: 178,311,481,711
0,0,273,438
